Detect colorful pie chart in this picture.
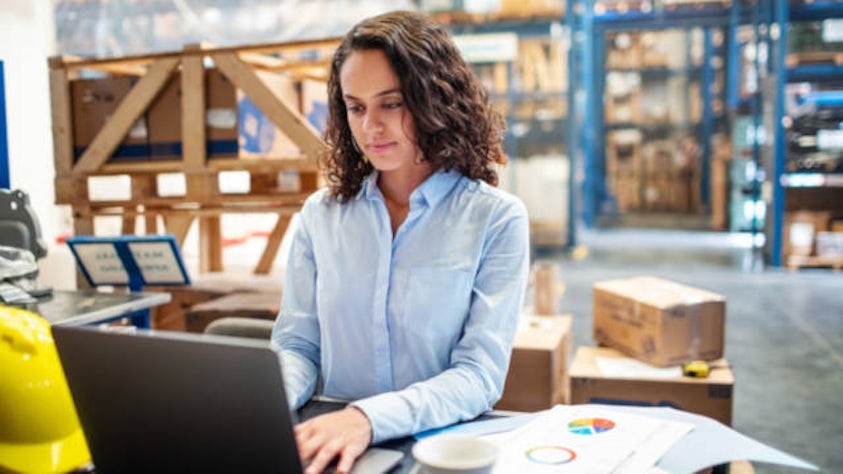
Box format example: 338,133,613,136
524,446,577,465
567,417,616,435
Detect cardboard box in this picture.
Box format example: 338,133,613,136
496,314,572,412
570,346,734,425
783,210,832,257
593,276,725,367
607,174,642,212
147,69,300,159
71,76,150,162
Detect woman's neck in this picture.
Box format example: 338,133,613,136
377,165,435,207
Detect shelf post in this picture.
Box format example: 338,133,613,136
771,0,788,267
581,1,597,227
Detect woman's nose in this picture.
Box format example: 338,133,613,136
363,109,383,133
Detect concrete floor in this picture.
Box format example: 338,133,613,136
542,228,842,473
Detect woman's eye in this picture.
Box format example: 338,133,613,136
347,104,364,114
384,102,402,109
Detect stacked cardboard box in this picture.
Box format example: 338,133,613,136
605,129,643,212
69,69,328,163
569,346,734,425
147,69,302,160
71,76,150,162
592,276,726,367
496,314,572,412
568,276,733,425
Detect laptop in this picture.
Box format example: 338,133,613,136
52,325,403,473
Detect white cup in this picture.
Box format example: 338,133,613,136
412,434,498,474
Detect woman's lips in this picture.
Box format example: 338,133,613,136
368,141,395,154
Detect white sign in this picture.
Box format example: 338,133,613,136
453,33,519,63
72,243,130,285
823,19,843,43
127,241,185,284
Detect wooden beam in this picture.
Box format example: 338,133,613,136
163,214,194,247
182,45,206,172
121,208,136,234
73,57,180,174
144,212,158,234
211,52,326,161
239,52,288,70
199,216,223,273
60,37,340,73
49,65,74,176
254,214,291,274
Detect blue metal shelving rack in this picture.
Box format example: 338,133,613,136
0,60,10,189
771,0,843,266
580,2,735,228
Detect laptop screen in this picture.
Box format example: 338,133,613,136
53,326,302,473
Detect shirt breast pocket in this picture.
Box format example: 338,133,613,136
403,267,473,342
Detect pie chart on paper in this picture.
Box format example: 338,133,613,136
567,417,616,435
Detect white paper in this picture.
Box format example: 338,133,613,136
596,356,683,379
486,405,692,474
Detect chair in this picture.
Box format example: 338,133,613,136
0,188,47,259
204,317,274,340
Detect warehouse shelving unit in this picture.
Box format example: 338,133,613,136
433,7,578,249
769,0,843,267
579,1,735,228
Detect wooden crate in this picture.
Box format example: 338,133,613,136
49,39,339,276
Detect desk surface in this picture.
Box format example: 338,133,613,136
25,289,171,326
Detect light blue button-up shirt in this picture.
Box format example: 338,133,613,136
271,169,529,443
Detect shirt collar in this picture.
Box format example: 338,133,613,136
357,171,381,201
411,169,461,208
356,168,462,208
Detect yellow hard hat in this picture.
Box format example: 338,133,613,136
0,305,91,473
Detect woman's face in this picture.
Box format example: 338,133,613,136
339,49,423,174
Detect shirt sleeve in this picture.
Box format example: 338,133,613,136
270,209,321,410
351,198,530,443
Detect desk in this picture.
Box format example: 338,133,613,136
25,289,172,326
297,400,751,474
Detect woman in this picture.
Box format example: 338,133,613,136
271,10,530,473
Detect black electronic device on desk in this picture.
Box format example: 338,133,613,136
52,325,405,474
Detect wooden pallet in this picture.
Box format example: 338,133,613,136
787,255,843,272
49,38,339,276
430,7,565,25
786,51,843,68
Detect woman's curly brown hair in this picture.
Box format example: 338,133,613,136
323,10,506,201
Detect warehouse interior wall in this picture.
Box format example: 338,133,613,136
0,0,77,289
0,1,64,243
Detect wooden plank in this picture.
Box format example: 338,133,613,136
211,52,326,161
95,205,301,218
55,175,88,205
121,208,136,234
97,156,315,174
163,214,194,247
76,192,311,209
199,216,223,273
254,214,292,274
186,172,217,201
144,213,158,234
60,37,340,72
239,52,288,69
181,46,206,172
49,64,74,176
73,57,180,174
131,174,156,201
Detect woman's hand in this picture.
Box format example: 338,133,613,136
296,406,373,474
